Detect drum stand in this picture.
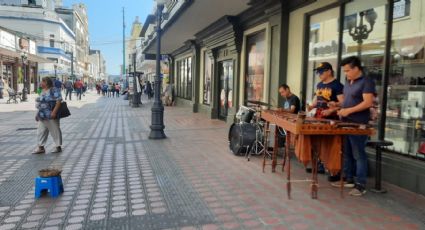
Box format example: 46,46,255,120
245,105,272,161
245,122,272,161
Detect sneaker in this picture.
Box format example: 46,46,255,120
32,146,45,154
328,174,341,182
305,168,312,173
317,162,325,174
349,184,367,196
331,179,355,188
51,146,62,153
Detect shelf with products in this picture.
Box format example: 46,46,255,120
385,116,425,158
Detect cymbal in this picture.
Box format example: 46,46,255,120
247,100,271,107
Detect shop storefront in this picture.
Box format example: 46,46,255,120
287,0,425,195
193,2,282,123
1,49,40,94
195,16,242,121
172,46,195,109
141,0,424,195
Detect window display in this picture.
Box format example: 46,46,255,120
176,57,192,100
245,30,265,102
387,25,425,159
203,52,212,105
306,8,339,105
341,1,386,139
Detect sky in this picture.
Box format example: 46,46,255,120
64,0,154,75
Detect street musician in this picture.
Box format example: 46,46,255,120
278,84,300,114
306,62,344,180
334,56,376,196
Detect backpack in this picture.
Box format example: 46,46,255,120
64,81,72,89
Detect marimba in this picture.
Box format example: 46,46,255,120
261,110,375,199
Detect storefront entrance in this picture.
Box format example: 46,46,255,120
218,60,234,120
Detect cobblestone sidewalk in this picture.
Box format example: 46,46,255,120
0,95,424,230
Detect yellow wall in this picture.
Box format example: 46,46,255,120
286,0,338,97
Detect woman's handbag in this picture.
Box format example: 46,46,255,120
48,89,71,119
57,101,71,119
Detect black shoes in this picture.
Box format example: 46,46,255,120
327,174,341,182
32,146,46,154
51,146,62,153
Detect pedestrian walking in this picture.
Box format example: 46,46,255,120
32,77,63,154
54,78,62,90
64,78,73,100
146,81,153,100
108,83,114,97
115,83,121,98
102,82,108,96
112,83,116,97
83,82,87,96
0,76,4,99
74,79,83,100
162,81,173,106
96,83,101,95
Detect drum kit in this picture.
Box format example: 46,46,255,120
228,100,277,161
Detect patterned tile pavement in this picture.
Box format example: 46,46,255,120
0,92,424,230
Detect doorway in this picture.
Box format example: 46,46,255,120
218,60,234,120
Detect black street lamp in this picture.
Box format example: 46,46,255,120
21,52,28,102
65,51,74,80
132,52,140,107
54,61,58,79
149,0,168,139
347,9,377,56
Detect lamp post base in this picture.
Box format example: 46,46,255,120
370,188,387,194
149,103,166,139
21,88,28,102
148,129,166,139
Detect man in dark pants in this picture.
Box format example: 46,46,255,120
307,62,344,180
334,56,376,196
64,79,73,100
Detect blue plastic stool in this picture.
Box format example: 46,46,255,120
34,176,64,199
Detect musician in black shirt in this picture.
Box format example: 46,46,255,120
278,84,300,114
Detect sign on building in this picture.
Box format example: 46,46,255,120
0,30,16,51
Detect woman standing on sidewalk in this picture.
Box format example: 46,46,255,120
32,77,63,154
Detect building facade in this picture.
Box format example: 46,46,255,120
126,17,142,74
141,0,425,196
56,3,90,82
88,49,106,81
0,0,75,84
0,26,47,93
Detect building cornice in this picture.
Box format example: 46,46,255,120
0,15,76,39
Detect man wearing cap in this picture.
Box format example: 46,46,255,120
307,62,344,179
307,62,344,119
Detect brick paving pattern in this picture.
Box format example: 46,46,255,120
0,92,424,229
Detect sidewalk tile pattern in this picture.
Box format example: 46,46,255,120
0,94,424,230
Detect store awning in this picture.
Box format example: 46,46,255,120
144,0,251,54
393,34,425,56
0,47,19,59
28,53,51,63
0,47,52,63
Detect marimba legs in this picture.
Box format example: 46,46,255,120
286,133,291,199
262,122,270,173
272,124,279,172
311,150,319,199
